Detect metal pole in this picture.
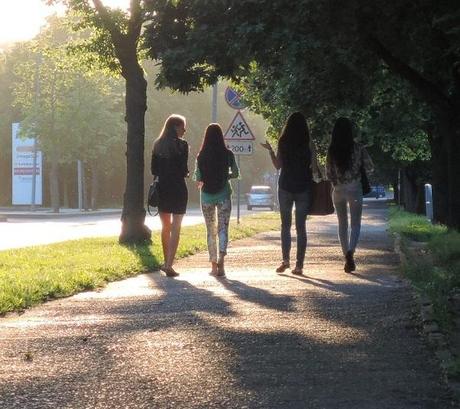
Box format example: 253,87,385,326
425,183,433,222
211,82,218,122
77,160,83,210
30,139,37,210
31,53,41,211
237,155,240,224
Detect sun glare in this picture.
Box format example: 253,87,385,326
0,0,131,45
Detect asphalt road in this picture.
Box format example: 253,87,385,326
0,207,258,250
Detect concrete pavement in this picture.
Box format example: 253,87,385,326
0,201,455,408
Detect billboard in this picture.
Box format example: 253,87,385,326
12,123,43,205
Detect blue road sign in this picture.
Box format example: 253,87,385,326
225,87,246,110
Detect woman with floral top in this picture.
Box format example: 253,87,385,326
326,117,374,273
261,112,323,275
195,123,240,276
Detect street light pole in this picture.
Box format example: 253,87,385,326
31,52,41,211
211,82,218,122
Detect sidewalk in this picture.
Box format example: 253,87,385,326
0,202,455,408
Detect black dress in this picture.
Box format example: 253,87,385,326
151,139,189,214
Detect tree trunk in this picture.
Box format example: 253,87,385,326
49,148,60,213
62,165,69,208
430,109,460,229
119,66,151,243
91,161,99,210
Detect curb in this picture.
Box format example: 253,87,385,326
393,232,460,399
0,209,121,220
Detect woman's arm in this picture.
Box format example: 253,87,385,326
362,147,374,174
325,153,337,184
151,152,159,176
229,153,240,179
180,141,189,177
310,140,324,182
260,141,281,169
193,159,203,189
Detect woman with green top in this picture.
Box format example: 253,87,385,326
194,123,240,276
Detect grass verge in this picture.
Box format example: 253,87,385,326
389,206,460,378
0,212,279,315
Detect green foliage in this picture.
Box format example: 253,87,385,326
389,206,447,242
11,15,125,166
389,207,460,330
0,212,278,314
144,0,459,204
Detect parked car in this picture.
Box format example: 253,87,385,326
364,185,386,199
246,185,276,210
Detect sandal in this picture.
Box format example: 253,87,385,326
291,267,303,276
276,261,290,273
216,261,225,277
162,266,179,277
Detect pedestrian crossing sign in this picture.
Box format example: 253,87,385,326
224,111,255,141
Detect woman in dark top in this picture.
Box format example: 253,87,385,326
151,114,189,277
194,123,240,276
261,112,322,275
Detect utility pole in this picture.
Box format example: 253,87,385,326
211,82,218,122
30,52,41,211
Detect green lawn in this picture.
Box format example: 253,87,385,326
389,206,460,378
0,212,279,315
389,206,460,329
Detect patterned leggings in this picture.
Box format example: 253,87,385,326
201,198,232,262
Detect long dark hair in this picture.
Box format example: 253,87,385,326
278,112,311,165
197,123,232,193
153,114,186,156
328,117,355,173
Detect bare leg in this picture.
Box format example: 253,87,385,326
159,212,172,264
165,213,184,269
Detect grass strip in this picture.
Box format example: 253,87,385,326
389,206,460,377
0,212,279,315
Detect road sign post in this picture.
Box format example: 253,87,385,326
224,111,255,224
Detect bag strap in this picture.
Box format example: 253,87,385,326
147,177,159,217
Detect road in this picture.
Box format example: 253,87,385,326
0,207,257,251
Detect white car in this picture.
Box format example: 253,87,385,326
246,185,276,211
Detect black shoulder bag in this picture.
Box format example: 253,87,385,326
147,176,160,216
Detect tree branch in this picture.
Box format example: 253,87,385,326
127,0,143,43
91,0,123,43
367,35,451,110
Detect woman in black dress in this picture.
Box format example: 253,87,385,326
151,114,189,277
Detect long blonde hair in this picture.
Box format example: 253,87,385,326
153,114,186,156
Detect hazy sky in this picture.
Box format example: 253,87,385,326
0,0,130,44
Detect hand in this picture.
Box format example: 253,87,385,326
197,181,203,189
260,141,273,151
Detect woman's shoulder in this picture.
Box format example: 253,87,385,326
178,138,188,148
177,138,189,154
227,149,235,160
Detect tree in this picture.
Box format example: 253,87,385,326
49,0,151,242
144,0,460,228
12,15,125,212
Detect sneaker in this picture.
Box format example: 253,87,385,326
276,262,290,273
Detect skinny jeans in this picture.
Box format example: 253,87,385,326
201,198,232,262
278,187,311,269
332,181,363,256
